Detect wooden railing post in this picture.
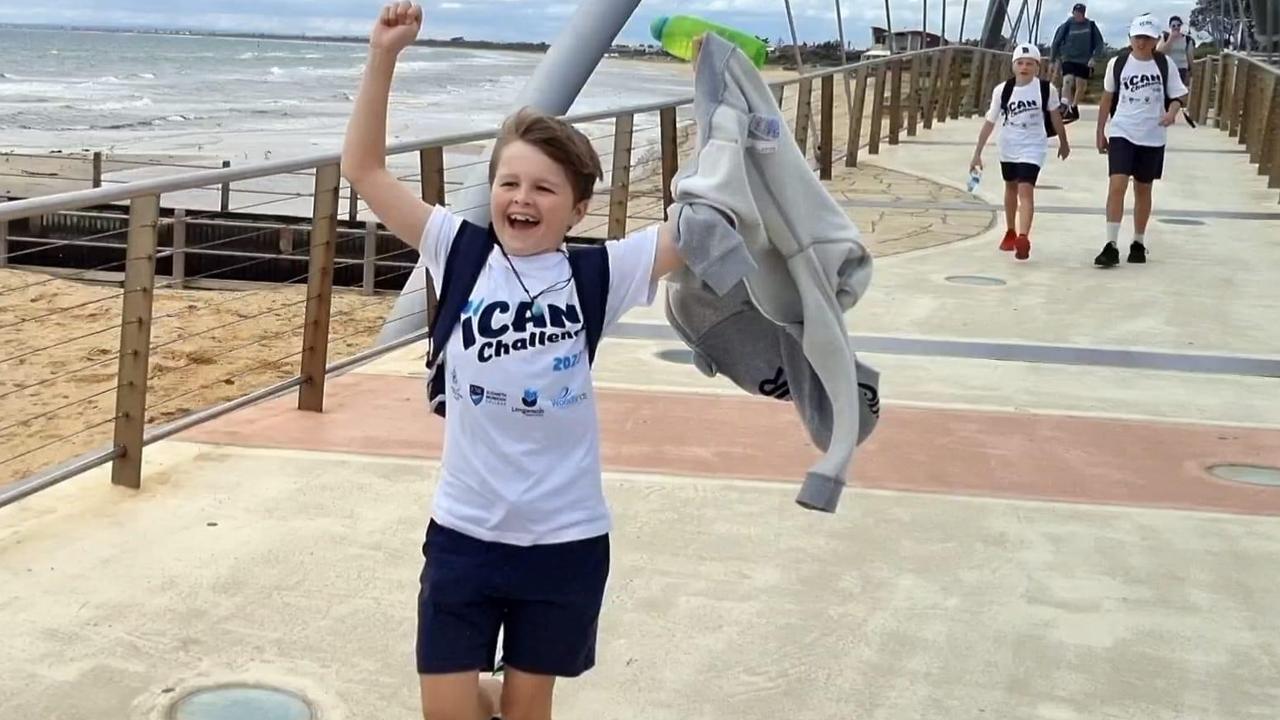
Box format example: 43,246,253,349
419,147,445,206
846,67,869,167
948,53,966,119
171,208,186,289
1218,55,1236,130
219,160,231,212
92,151,103,189
298,163,340,413
1230,59,1249,138
921,52,939,130
907,54,923,136
936,48,957,123
1196,57,1215,126
869,63,888,155
1254,70,1274,165
1260,74,1280,185
794,77,814,153
110,194,161,489
963,49,984,116
0,201,8,269
659,106,678,219
1240,62,1257,149
363,220,378,296
1188,60,1205,121
819,74,834,179
607,112,634,239
888,59,904,145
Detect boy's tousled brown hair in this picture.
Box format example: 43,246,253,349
488,107,603,205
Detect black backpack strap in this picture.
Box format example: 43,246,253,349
999,79,1015,120
426,220,496,417
1039,78,1057,137
1109,49,1131,118
566,243,610,366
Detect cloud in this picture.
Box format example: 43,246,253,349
0,0,1203,47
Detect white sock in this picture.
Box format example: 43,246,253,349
1106,223,1121,247
1133,233,1145,246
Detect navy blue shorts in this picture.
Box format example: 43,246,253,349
416,519,610,678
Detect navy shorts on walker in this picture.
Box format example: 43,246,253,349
416,519,610,677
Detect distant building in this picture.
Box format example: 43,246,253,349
870,27,947,52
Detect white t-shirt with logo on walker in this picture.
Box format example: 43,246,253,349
1103,54,1188,148
984,79,1061,165
420,206,659,547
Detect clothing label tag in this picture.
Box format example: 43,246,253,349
748,113,781,153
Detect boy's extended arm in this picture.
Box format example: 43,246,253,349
970,120,995,170
341,5,432,251
650,218,683,283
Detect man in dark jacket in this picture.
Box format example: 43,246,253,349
1050,3,1106,122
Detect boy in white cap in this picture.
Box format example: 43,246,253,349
1094,13,1189,267
970,43,1070,260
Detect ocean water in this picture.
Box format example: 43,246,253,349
0,28,694,162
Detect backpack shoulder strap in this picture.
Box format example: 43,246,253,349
427,220,495,369
999,79,1016,117
566,243,610,366
1039,78,1050,108
1109,50,1131,117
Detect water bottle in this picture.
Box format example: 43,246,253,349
650,15,769,69
967,168,982,193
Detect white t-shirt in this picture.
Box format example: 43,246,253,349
985,79,1059,165
1103,54,1189,148
421,207,658,546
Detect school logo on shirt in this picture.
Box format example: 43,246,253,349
551,386,589,409
460,299,583,364
511,387,545,417
469,384,507,407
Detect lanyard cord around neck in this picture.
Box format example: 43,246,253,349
496,243,573,316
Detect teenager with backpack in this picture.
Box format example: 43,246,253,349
1050,3,1105,122
970,44,1071,261
1157,15,1197,87
1094,14,1189,268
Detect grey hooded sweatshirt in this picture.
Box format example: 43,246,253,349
663,33,880,512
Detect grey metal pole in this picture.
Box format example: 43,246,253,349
924,0,929,47
941,0,948,43
885,0,897,52
959,0,969,42
376,0,643,344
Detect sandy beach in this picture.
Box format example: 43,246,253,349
0,269,395,486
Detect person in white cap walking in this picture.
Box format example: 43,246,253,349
970,43,1070,260
1094,13,1189,267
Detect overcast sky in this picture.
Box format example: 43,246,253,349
0,0,1202,47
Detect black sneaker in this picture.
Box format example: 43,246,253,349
1094,243,1120,267
1127,242,1147,264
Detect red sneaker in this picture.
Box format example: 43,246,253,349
999,229,1018,252
1015,234,1031,260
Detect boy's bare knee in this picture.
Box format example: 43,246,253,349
500,668,555,720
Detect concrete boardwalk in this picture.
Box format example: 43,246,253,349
3,112,1279,720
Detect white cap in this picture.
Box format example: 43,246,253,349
1011,43,1041,68
1129,14,1161,38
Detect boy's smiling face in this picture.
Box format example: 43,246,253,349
489,140,589,256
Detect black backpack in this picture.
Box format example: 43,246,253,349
1109,49,1195,127
999,78,1057,138
425,220,610,417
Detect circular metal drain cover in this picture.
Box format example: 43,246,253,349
1037,184,1063,189
172,685,313,720
1158,218,1206,226
945,274,1007,287
1207,464,1280,487
656,348,695,364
